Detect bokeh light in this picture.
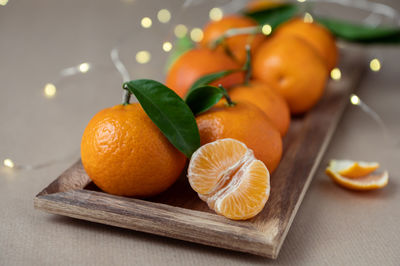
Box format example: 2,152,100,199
190,28,204,42
157,9,171,23
79,62,90,73
162,42,173,52
174,24,188,38
262,24,272,35
141,17,152,28
3,158,14,168
330,68,341,81
370,58,381,72
209,7,223,21
0,0,8,6
297,0,306,2
350,94,361,105
44,83,57,98
136,50,151,64
303,12,313,23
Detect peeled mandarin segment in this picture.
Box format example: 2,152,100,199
188,138,251,195
326,167,389,191
329,159,380,179
215,160,270,220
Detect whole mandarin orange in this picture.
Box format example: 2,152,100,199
252,35,328,114
196,101,282,173
200,15,266,65
165,48,244,98
229,80,290,136
274,18,338,71
81,103,186,197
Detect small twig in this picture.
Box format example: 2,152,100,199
210,26,262,49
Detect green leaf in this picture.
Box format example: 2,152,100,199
243,4,299,29
123,79,200,158
185,69,238,99
185,86,224,115
165,35,195,72
316,17,400,43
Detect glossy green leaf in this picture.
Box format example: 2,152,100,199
243,4,299,29
123,79,200,158
185,69,238,99
185,86,224,115
316,17,400,43
165,35,195,72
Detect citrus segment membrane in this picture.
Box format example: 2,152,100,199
215,160,270,220
188,138,270,220
188,138,253,195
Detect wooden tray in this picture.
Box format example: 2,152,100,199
34,48,365,259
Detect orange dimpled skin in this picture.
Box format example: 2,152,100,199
200,15,266,64
229,80,290,136
165,48,244,98
253,35,328,114
275,18,338,71
81,104,186,197
196,102,282,173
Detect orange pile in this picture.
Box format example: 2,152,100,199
81,7,343,221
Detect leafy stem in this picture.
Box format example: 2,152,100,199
122,89,131,105
219,85,236,107
242,44,252,85
210,26,262,49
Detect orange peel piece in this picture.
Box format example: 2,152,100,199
330,159,380,178
326,160,388,191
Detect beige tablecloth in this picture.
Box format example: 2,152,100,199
1,0,399,265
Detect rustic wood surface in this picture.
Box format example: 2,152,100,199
34,47,366,259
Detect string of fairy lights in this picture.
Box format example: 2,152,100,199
0,0,397,171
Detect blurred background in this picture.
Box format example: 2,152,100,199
0,0,399,171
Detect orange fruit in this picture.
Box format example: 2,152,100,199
200,15,266,65
329,159,380,179
81,103,186,197
326,160,388,191
252,35,328,114
229,80,290,136
196,101,282,173
274,18,338,71
165,48,244,98
188,138,270,220
246,0,283,12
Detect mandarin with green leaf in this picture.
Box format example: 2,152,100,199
165,48,244,98
81,103,186,197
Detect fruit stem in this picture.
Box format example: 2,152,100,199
219,84,236,107
122,84,131,105
210,26,261,49
242,44,252,85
